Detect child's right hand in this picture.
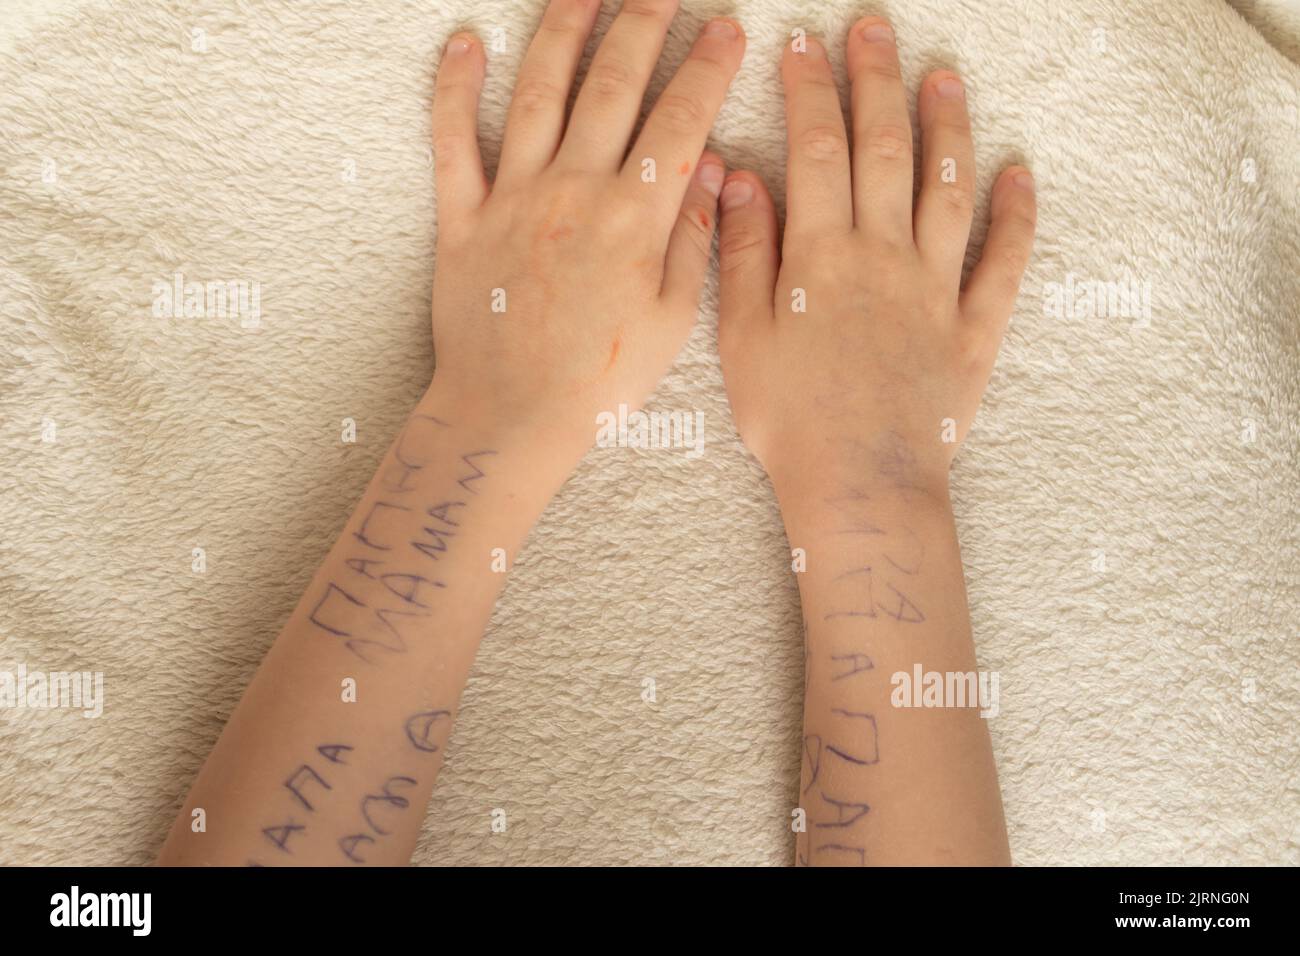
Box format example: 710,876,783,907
716,17,1035,503
428,0,744,461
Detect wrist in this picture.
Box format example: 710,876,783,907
775,477,954,550
765,429,953,528
416,377,590,504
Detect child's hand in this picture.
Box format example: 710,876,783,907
429,0,745,456
716,17,1035,501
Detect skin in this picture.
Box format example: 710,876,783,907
427,0,744,456
156,2,1034,867
157,0,745,866
717,18,1036,864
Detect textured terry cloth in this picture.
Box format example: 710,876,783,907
0,0,1296,866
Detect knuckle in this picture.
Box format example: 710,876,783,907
683,50,733,82
510,76,565,116
803,231,850,261
859,123,912,160
781,233,851,277
680,204,715,254
1008,202,1038,234
586,58,636,99
538,6,585,35
932,115,971,137
934,181,974,217
654,90,709,134
999,243,1030,276
994,210,1036,257
598,203,640,239
858,228,908,260
797,72,840,97
432,130,472,163
989,244,1028,291
991,273,1022,300
719,229,768,272
621,0,674,23
857,60,902,82
959,326,993,367
434,77,474,101
797,123,849,162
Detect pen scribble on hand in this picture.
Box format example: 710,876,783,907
802,734,822,794
345,556,385,580
814,789,871,828
284,764,332,812
307,444,497,666
339,772,421,863
456,450,497,494
256,742,358,860
308,582,366,637
815,843,866,866
353,501,413,551
360,775,418,837
379,572,445,608
405,709,453,754
338,833,376,864
830,652,874,680
262,821,306,854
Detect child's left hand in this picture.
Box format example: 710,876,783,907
715,18,1035,501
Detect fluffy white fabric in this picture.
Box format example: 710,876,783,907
0,0,1296,866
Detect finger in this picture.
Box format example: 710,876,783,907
495,0,602,186
717,171,780,339
623,17,746,237
960,166,1036,339
914,70,976,278
781,36,853,240
845,17,913,240
660,151,725,310
556,0,679,171
432,33,489,222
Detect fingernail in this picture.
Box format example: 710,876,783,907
698,162,725,198
936,75,964,99
1013,170,1035,192
721,177,753,210
803,37,826,59
447,34,473,55
861,21,894,43
704,18,738,39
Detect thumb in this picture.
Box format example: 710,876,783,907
659,152,726,312
717,171,779,351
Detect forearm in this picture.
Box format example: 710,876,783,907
779,458,1009,866
157,382,576,866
